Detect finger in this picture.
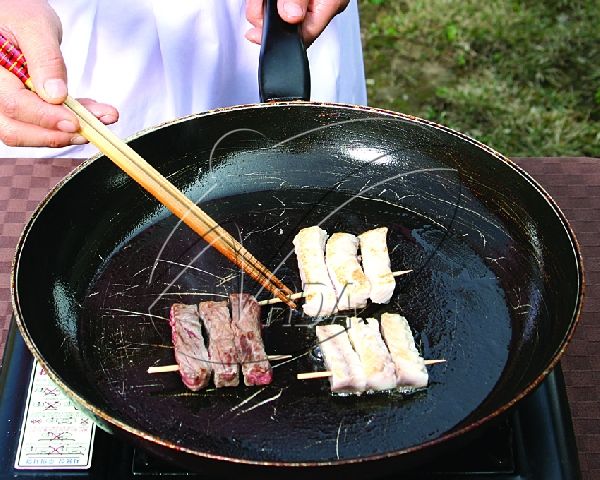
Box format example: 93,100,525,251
245,0,264,28
77,98,119,125
14,10,68,104
0,71,79,132
246,0,309,44
0,115,86,148
278,0,309,24
244,26,262,45
301,0,349,45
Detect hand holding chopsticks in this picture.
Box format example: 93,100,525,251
0,33,296,308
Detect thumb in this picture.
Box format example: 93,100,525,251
16,25,67,104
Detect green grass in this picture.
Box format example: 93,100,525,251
359,0,600,157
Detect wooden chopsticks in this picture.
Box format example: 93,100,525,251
0,34,296,308
64,98,296,307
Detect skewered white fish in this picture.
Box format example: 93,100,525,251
325,232,371,311
380,313,428,388
293,226,339,317
358,227,396,304
315,323,367,394
346,317,397,391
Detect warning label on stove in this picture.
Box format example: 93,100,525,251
14,361,95,470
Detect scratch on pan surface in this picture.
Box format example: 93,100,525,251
159,260,225,280
336,418,345,460
485,256,507,265
107,284,140,297
354,194,449,231
228,387,268,414
237,388,285,416
215,274,237,287
271,351,309,369
167,392,207,398
117,292,229,298
132,265,153,277
130,382,165,389
241,173,287,182
271,195,286,208
129,341,172,349
303,439,328,450
104,308,168,321
242,218,288,240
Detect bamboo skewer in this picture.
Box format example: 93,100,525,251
0,34,296,309
258,291,306,306
147,354,292,374
392,269,413,276
257,270,414,306
296,359,446,380
148,358,444,375
148,365,180,374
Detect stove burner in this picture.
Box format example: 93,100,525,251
0,321,581,479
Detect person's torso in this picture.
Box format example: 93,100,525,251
2,0,366,158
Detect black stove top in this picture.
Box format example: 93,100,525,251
0,321,581,479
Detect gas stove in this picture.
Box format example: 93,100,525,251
0,320,581,479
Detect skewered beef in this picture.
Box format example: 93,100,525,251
198,301,239,388
229,293,272,386
169,303,211,391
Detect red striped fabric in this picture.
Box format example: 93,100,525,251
0,34,30,85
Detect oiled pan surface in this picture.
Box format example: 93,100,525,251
13,103,581,465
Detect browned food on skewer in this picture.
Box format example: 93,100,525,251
169,303,212,391
325,232,371,310
315,324,367,394
198,301,239,388
292,226,404,316
305,315,437,394
347,317,397,391
358,227,397,304
230,293,273,386
380,313,429,388
297,359,443,381
293,226,339,317
257,270,413,307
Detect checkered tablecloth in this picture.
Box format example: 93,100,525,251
0,159,83,348
0,157,598,479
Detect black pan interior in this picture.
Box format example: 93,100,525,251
13,103,581,464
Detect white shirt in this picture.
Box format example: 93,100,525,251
1,0,366,158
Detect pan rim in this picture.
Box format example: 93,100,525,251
10,101,585,468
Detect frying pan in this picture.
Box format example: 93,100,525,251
11,1,583,477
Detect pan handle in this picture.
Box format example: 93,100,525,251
258,0,311,102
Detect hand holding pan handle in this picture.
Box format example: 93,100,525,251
259,0,311,102
0,32,297,308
